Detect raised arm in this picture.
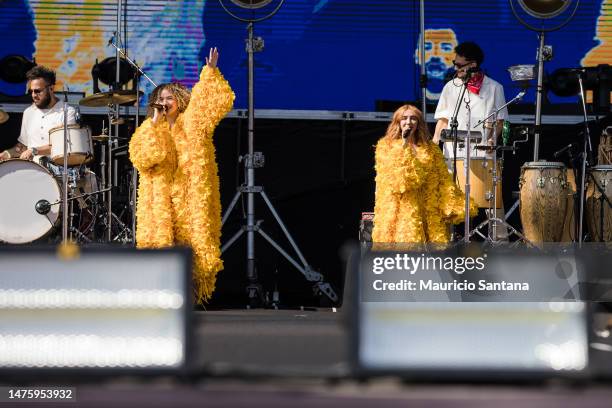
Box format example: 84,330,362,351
129,118,173,172
184,47,235,143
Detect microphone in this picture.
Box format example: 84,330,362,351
553,143,573,159
455,66,481,81
35,199,51,215
150,103,166,111
107,31,116,47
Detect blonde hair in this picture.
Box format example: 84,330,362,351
146,82,191,118
383,104,431,145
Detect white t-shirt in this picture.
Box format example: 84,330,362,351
434,75,508,159
18,101,77,150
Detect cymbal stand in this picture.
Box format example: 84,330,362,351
61,91,70,243
469,90,531,245
105,104,118,242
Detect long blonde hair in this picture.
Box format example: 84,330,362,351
146,82,191,118
383,104,431,145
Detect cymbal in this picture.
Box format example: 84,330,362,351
0,109,8,124
92,134,109,141
79,90,143,107
110,117,134,126
92,134,129,142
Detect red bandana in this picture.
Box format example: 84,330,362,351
466,72,484,95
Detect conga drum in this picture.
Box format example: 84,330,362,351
586,165,612,242
519,162,570,242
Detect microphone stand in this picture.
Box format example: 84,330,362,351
108,41,157,245
576,71,593,246
463,94,472,243
449,78,469,182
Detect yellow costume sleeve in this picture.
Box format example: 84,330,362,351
184,65,235,141
129,118,173,172
430,144,478,223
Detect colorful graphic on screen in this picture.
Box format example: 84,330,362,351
0,0,609,110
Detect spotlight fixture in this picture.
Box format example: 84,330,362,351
230,0,273,9
0,55,36,84
91,57,137,93
549,65,612,113
518,0,572,19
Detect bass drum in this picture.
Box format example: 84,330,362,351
0,159,61,244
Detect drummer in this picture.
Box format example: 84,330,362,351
0,65,76,162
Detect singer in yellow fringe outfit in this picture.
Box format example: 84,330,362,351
129,48,235,303
372,104,476,244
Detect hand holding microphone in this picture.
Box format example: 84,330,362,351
151,103,167,123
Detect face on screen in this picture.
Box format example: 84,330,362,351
419,29,458,80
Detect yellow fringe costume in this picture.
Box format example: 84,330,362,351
372,138,477,244
129,66,235,303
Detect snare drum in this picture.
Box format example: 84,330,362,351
586,165,612,242
49,125,93,166
519,161,570,242
0,159,61,243
455,157,503,208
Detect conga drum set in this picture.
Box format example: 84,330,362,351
518,127,612,244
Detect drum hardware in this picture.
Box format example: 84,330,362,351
92,134,128,142
467,90,529,245
59,90,71,243
598,127,612,166
110,117,134,126
0,109,8,124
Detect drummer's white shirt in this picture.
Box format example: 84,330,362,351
434,75,508,160
18,101,77,150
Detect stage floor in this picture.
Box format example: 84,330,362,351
4,309,612,407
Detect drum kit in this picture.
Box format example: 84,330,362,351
0,90,139,245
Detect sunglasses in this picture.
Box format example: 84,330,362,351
452,60,475,69
27,87,49,95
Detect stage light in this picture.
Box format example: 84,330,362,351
0,247,191,374
518,0,572,19
0,55,36,84
349,246,590,380
549,65,612,113
91,57,136,92
230,0,273,9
